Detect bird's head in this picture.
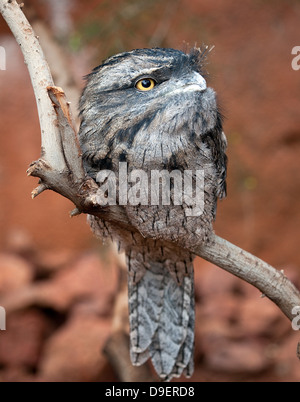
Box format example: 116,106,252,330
79,47,221,174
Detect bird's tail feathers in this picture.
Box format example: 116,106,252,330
128,251,194,381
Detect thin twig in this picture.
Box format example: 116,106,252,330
103,331,156,382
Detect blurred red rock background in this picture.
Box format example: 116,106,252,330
0,0,299,382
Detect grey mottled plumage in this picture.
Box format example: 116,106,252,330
79,47,227,380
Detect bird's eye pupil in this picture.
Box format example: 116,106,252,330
141,79,151,88
135,78,156,91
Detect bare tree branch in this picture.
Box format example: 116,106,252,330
29,13,81,127
0,0,299,366
0,0,65,170
194,235,300,322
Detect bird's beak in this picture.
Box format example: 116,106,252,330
183,71,207,91
171,71,207,95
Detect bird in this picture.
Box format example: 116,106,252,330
78,47,227,380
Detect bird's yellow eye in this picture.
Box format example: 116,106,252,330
135,78,156,91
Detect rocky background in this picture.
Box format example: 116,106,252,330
0,0,299,382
